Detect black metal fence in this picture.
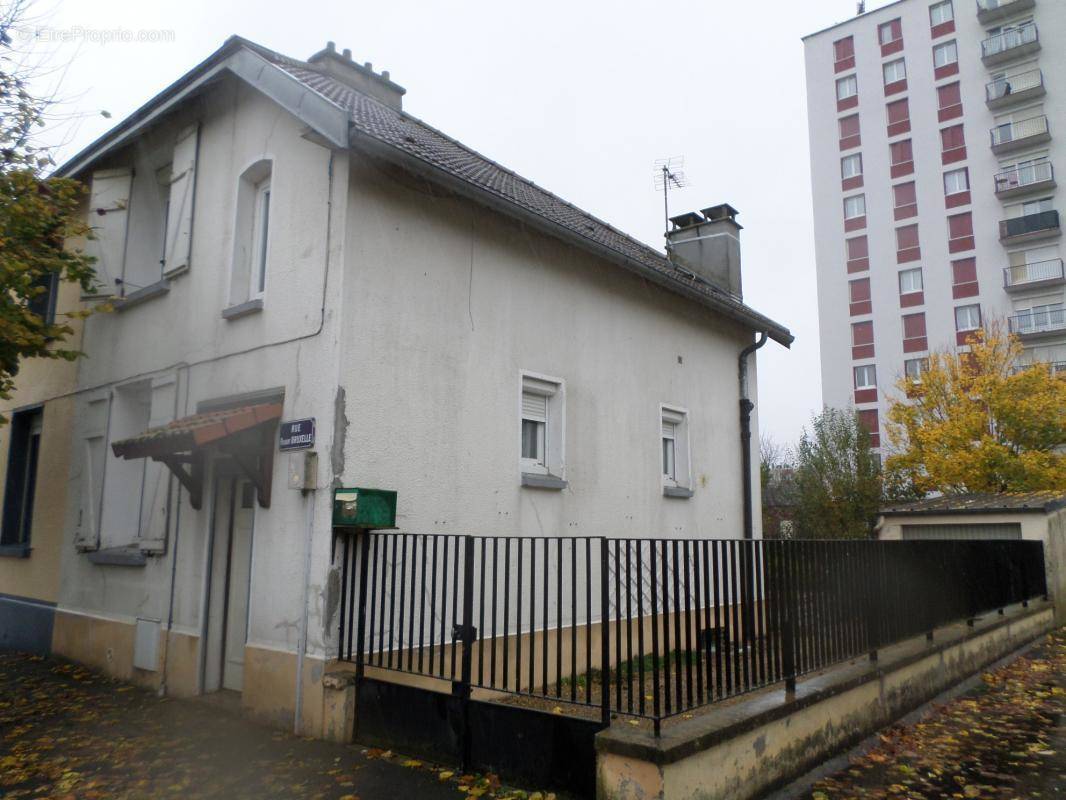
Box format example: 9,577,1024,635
333,533,1046,734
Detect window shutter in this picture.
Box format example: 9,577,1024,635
74,396,110,551
164,124,199,277
522,391,547,422
85,168,132,295
662,420,676,439
137,381,176,553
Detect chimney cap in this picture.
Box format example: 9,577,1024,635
701,203,740,223
669,211,705,229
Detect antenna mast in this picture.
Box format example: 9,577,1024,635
654,156,688,233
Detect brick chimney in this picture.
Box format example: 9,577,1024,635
307,41,406,110
665,204,743,300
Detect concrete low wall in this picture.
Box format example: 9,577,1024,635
596,602,1055,800
0,592,55,654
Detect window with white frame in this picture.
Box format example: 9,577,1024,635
841,153,863,180
905,357,928,382
930,0,953,26
520,373,564,480
1022,197,1054,216
933,40,958,69
836,74,858,101
883,59,907,85
229,159,274,308
854,364,877,389
899,267,924,295
660,406,690,492
844,194,866,219
944,168,969,195
955,304,981,331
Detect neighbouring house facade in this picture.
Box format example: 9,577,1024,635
0,36,790,735
804,0,1066,450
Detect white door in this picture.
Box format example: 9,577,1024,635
221,480,255,692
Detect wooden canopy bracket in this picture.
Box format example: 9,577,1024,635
154,451,205,510
218,423,276,509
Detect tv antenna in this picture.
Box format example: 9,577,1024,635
654,156,688,233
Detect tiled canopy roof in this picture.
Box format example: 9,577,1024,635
881,492,1066,517
111,402,283,459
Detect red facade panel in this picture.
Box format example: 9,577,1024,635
887,99,911,137
852,320,874,360
837,94,859,112
846,236,869,273
845,216,867,233
850,278,871,316
941,125,966,164
931,20,955,39
945,191,971,209
952,258,979,298
896,224,920,263
842,175,864,191
890,140,914,178
900,291,925,308
884,79,908,97
839,114,861,151
937,83,963,122
934,62,959,80
902,312,927,353
855,388,878,404
948,212,974,253
893,182,918,221
834,36,855,73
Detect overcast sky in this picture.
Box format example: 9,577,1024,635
16,0,892,446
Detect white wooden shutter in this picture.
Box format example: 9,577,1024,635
137,380,175,553
163,124,199,277
84,168,132,295
661,420,676,439
522,391,547,422
74,396,110,551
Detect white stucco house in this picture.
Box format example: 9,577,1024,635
22,36,791,733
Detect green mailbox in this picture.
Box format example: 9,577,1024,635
332,487,397,529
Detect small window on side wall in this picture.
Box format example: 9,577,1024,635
1,407,43,551
228,159,273,311
520,372,565,486
661,406,691,497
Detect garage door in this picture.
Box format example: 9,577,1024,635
901,523,1022,540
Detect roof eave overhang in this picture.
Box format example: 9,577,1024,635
57,43,350,179
880,506,1055,518
346,129,793,347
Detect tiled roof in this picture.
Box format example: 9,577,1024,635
111,402,282,459
881,492,1066,517
244,40,793,346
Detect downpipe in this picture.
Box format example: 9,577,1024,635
738,331,768,648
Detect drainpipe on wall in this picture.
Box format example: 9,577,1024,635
739,331,768,541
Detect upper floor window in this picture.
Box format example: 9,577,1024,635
520,372,565,482
837,74,858,101
229,159,274,309
844,194,866,220
899,267,924,295
854,364,877,389
661,406,691,494
883,58,907,86
27,272,58,326
955,304,982,331
905,357,929,382
930,1,953,27
834,36,855,63
1,407,43,551
933,40,958,69
1022,197,1054,216
841,153,863,180
879,19,903,47
944,167,969,195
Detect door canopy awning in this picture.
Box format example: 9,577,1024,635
111,402,282,510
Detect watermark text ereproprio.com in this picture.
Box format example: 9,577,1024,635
15,26,176,44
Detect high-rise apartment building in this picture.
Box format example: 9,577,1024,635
804,0,1065,448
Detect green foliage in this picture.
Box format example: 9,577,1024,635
792,407,884,540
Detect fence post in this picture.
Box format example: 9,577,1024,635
354,532,371,682
781,545,796,697
453,535,477,772
600,539,611,727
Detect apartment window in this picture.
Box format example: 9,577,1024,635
894,182,917,219
1,408,43,550
852,320,875,358
842,154,863,186
27,272,59,326
905,357,929,382
941,124,966,163
837,74,858,101
886,99,911,136
834,36,855,71
1022,197,1054,216
850,277,871,315
879,19,903,47
944,168,969,195
937,82,963,120
955,303,981,331
897,224,921,262
883,59,907,87
930,1,953,27
952,257,979,298
890,139,914,178
899,267,923,295
858,409,881,447
933,40,958,69
1015,302,1064,333
846,235,869,273
520,373,564,482
844,195,866,220
660,406,690,493
902,312,928,353
948,212,974,252
839,114,861,149
229,159,274,309
854,364,877,389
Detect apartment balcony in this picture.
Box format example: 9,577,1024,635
986,69,1045,110
990,115,1050,155
1003,258,1065,291
994,161,1055,199
999,210,1060,244
1009,308,1066,340
1011,360,1066,375
981,23,1040,67
977,0,1036,25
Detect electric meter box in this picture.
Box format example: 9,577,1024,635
332,487,397,529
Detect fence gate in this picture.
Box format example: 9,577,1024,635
333,531,1048,798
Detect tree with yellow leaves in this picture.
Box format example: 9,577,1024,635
885,322,1066,495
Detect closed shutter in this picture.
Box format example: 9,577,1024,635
662,420,676,439
522,392,547,422
901,523,1022,540
163,124,199,277
74,396,111,551
85,168,133,294
137,380,176,553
